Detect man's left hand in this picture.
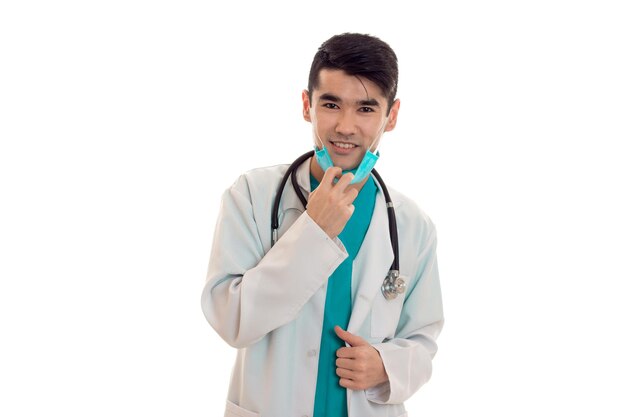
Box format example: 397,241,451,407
334,326,389,391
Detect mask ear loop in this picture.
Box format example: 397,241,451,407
367,116,389,154
309,110,323,150
310,110,335,172
348,117,389,185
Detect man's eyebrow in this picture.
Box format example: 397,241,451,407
319,93,341,102
318,93,381,107
358,98,380,107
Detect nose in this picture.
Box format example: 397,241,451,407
334,111,358,137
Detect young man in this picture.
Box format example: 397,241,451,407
201,33,444,417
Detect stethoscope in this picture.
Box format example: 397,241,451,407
270,151,406,300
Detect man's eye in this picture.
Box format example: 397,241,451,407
322,103,339,109
360,107,375,113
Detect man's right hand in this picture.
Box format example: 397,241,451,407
306,167,358,239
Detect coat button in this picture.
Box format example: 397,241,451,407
307,349,317,357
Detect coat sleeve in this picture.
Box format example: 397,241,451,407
200,179,348,348
366,230,444,404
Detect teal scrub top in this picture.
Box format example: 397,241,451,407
311,174,377,417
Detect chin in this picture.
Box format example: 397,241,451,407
331,155,362,170
340,161,361,171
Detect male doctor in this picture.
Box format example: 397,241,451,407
201,33,444,417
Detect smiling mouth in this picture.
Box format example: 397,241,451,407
330,140,358,149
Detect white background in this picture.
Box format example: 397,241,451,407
1,1,625,415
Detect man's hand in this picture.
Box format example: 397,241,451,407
306,167,358,239
334,326,389,391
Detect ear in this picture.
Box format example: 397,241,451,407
384,99,401,132
302,89,312,122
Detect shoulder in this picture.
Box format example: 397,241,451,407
227,164,289,199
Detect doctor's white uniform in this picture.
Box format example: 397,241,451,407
201,158,444,417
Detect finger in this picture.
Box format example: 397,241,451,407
335,357,356,369
319,167,342,189
338,188,358,208
334,326,369,347
339,378,352,389
339,378,363,391
336,347,356,359
343,187,359,204
336,367,357,379
332,172,355,193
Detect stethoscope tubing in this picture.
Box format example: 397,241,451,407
271,151,399,273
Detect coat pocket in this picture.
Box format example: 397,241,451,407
370,292,404,339
225,400,259,417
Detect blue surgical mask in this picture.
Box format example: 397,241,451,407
313,118,386,184
314,146,334,173
351,147,379,184
313,145,380,184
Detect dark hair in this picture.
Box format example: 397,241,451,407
307,33,399,114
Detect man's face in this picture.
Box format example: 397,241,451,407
302,69,400,171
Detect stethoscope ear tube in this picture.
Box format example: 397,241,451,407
370,169,405,300
271,151,313,246
290,163,309,209
271,152,403,301
371,168,399,272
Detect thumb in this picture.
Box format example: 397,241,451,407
334,326,368,347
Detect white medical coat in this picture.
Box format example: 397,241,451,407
201,158,444,417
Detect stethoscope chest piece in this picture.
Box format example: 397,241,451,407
381,270,406,300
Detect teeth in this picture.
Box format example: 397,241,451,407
333,142,356,149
